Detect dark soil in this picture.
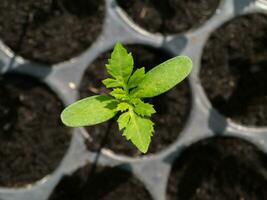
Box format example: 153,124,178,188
167,137,267,200
0,0,105,65
116,0,220,34
0,74,71,187
49,165,152,200
200,13,267,126
79,45,191,157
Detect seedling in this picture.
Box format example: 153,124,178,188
61,43,192,153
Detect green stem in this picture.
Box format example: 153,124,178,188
122,81,129,94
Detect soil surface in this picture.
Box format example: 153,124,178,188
0,74,71,187
167,137,267,200
0,0,105,65
200,13,267,126
79,45,191,157
49,165,152,200
116,0,220,34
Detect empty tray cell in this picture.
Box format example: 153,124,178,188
48,165,152,200
167,137,267,200
0,73,71,187
200,13,267,127
116,0,220,34
0,0,105,65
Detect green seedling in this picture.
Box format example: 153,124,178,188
61,43,192,153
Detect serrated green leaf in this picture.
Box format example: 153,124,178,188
128,67,145,89
134,101,156,117
117,111,130,130
117,102,131,112
110,88,127,100
106,42,134,83
61,95,118,127
131,56,192,98
122,111,154,153
130,98,143,105
102,78,123,88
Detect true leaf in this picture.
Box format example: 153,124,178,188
122,111,154,153
61,95,118,127
106,43,134,83
117,111,130,130
134,101,156,117
128,67,145,89
117,102,131,112
131,56,192,98
102,78,123,88
110,88,127,100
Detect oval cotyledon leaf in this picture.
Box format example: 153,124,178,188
61,95,118,127
131,56,192,98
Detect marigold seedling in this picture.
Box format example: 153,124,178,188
61,43,192,153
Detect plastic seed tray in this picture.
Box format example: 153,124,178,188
0,0,267,199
